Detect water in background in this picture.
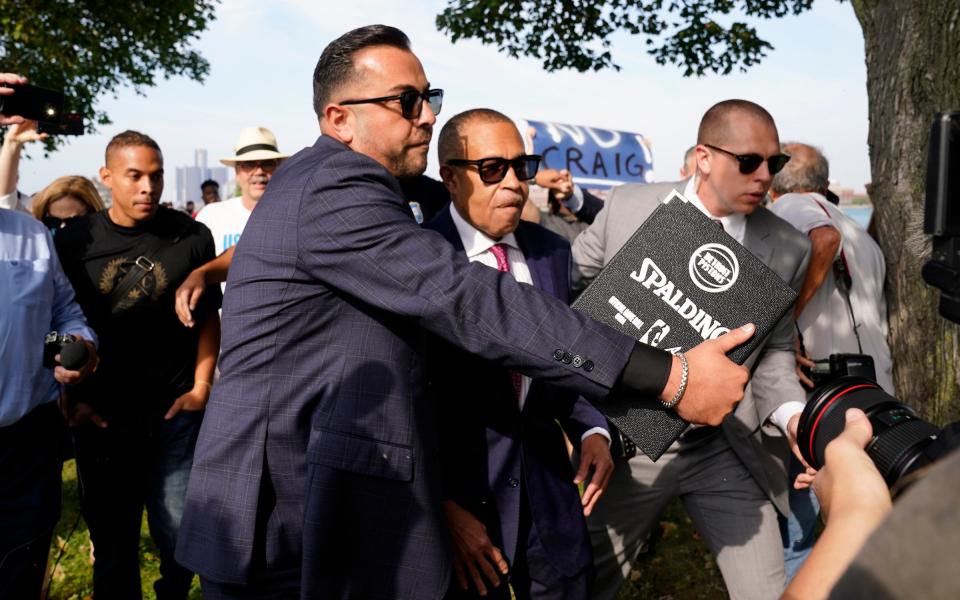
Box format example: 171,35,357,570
841,205,873,229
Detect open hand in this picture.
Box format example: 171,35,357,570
442,500,509,596
575,433,614,516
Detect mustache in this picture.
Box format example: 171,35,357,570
410,126,433,146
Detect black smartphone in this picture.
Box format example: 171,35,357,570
38,113,84,136
0,83,65,123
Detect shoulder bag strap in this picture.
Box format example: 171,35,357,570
107,214,191,314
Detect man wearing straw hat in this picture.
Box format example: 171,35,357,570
196,127,289,259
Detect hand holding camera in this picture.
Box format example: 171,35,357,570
0,72,84,134
0,73,28,125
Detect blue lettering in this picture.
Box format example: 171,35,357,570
223,233,242,250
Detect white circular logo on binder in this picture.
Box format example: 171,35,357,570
689,243,739,293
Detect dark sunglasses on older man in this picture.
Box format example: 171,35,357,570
340,88,443,120
446,154,542,184
704,143,791,175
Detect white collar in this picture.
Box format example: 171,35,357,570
449,203,520,259
681,176,747,239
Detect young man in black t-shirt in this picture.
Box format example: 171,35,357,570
56,130,221,599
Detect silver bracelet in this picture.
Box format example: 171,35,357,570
661,352,688,409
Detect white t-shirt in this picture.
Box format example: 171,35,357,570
195,196,252,256
769,193,894,393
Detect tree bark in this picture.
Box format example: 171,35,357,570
852,0,960,425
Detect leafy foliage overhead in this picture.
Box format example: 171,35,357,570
437,0,815,75
0,0,218,144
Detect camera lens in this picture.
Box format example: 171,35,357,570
797,376,940,486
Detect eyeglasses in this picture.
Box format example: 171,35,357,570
236,159,280,172
704,144,791,175
340,88,443,120
446,155,542,184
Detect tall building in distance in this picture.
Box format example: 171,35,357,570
175,149,230,208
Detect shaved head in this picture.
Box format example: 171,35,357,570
697,99,776,146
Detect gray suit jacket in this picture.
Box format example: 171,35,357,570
572,180,811,514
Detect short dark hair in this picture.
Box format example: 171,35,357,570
438,108,516,164
200,179,219,191
697,99,776,145
312,25,411,120
105,130,162,166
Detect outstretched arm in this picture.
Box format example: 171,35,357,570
782,409,891,600
175,246,234,327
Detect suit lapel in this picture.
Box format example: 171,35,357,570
516,227,560,301
743,211,773,266
428,206,466,252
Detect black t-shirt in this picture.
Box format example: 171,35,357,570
56,207,221,418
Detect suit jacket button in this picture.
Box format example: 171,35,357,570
572,355,584,368
582,360,594,372
561,351,573,364
507,478,520,488
553,349,564,361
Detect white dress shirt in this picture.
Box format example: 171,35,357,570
681,178,804,435
449,203,609,444
682,176,747,244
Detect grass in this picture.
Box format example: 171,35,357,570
44,460,202,600
45,461,725,599
616,499,728,599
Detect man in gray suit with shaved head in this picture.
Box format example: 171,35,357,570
573,99,811,599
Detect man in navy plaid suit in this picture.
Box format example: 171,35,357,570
176,25,755,599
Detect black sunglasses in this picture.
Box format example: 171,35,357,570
42,215,78,234
446,154,542,184
704,143,791,175
340,88,443,119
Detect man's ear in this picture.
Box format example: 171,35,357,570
439,165,457,194
98,165,112,188
323,104,354,144
695,144,712,177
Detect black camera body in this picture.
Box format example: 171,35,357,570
43,331,78,369
38,112,84,136
803,353,877,389
0,83,64,123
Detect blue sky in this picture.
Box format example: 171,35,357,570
15,0,870,202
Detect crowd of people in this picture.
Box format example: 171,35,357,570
1,23,954,600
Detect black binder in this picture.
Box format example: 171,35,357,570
572,191,797,460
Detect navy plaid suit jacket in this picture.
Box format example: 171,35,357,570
426,210,606,580
175,136,636,599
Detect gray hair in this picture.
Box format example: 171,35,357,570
772,142,830,195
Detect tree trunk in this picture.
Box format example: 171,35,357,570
852,0,960,425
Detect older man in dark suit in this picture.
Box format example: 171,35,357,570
175,25,755,600
426,109,613,600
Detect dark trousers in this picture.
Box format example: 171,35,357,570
0,402,62,600
73,409,203,600
199,568,302,600
445,492,592,600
